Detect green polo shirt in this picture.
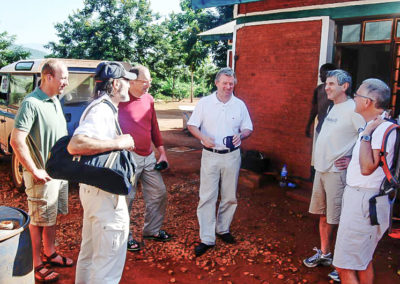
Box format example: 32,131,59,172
14,87,67,167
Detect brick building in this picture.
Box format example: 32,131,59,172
192,0,400,181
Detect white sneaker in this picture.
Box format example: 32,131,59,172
303,247,333,268
328,269,341,282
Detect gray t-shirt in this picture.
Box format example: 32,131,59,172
314,99,365,172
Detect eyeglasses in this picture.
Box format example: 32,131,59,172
135,79,152,85
354,93,375,101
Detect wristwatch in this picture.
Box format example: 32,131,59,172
360,135,371,142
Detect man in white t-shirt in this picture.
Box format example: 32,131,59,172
333,79,394,284
187,67,253,257
303,70,365,281
68,62,136,284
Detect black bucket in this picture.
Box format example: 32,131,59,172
0,206,34,283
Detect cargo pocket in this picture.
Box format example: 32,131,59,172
23,170,34,192
24,171,48,224
101,223,126,253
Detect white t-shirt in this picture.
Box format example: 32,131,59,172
187,92,253,150
73,95,118,140
347,121,396,189
314,99,365,172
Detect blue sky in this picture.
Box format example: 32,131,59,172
0,0,181,48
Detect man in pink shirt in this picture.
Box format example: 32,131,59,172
119,65,170,251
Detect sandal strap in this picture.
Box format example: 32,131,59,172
60,255,67,265
35,264,56,278
44,251,59,261
35,264,45,272
45,251,67,265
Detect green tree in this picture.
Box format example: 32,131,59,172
44,0,227,100
45,0,173,96
210,5,234,68
46,0,156,62
0,31,30,68
165,0,216,102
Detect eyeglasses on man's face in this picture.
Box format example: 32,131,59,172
135,79,152,85
354,92,375,101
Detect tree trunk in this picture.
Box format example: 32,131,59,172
190,66,194,103
172,77,175,100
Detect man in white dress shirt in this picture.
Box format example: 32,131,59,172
188,67,253,257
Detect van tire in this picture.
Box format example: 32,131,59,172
12,152,25,192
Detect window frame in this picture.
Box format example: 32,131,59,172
362,19,393,44
336,17,398,46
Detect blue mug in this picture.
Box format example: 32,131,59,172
223,135,235,150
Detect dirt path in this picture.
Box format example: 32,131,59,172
0,99,399,284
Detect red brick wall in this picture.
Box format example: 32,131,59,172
236,20,323,179
228,50,233,68
238,0,358,14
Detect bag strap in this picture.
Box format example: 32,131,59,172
101,99,123,135
80,98,122,136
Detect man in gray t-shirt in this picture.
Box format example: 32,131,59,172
303,70,365,282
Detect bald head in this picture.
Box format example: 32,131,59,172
40,59,69,96
128,65,152,97
42,59,66,78
129,65,149,80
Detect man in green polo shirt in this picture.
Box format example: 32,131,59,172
11,59,73,283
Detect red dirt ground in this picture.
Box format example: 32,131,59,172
0,100,399,284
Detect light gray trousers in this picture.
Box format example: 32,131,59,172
197,149,241,245
126,151,167,237
76,184,129,284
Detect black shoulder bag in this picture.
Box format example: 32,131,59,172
45,99,136,195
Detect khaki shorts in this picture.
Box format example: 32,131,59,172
24,171,68,226
333,186,390,270
308,170,346,224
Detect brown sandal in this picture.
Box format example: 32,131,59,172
43,252,74,267
35,264,59,283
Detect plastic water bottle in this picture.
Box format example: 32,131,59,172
279,164,288,187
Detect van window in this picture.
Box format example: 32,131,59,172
62,74,94,104
0,75,9,103
9,75,35,107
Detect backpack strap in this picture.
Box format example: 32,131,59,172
379,124,400,186
369,123,400,226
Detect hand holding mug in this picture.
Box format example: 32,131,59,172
223,135,235,150
232,134,242,146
